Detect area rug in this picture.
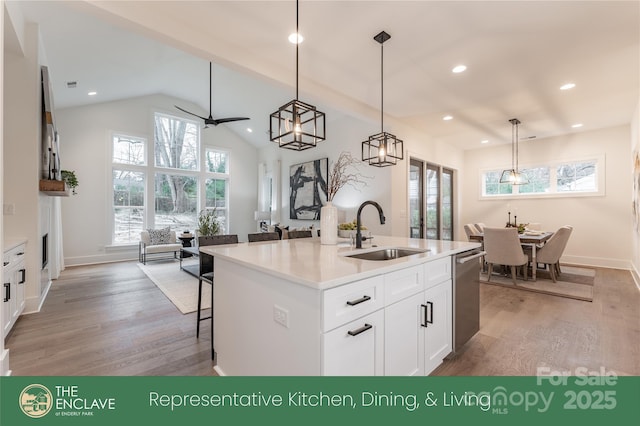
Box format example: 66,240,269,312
137,259,210,314
480,265,594,302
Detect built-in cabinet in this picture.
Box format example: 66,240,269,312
3,242,27,338
321,256,452,376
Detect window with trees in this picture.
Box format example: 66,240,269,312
111,114,231,245
481,156,602,198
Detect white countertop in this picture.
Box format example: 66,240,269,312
200,236,480,290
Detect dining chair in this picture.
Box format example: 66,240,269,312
483,227,529,284
463,223,480,241
247,232,280,242
474,223,486,233
287,230,313,239
197,234,239,359
534,226,573,282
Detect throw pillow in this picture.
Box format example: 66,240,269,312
148,227,171,245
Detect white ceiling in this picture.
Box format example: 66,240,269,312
12,1,640,151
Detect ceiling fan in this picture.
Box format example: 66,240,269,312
175,62,250,128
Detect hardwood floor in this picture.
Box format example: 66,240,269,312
5,261,639,376
5,261,216,376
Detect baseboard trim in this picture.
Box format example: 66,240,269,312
23,279,51,315
631,263,640,292
65,252,138,267
213,365,226,376
1,349,10,376
561,255,630,270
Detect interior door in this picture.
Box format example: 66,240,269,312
409,159,424,238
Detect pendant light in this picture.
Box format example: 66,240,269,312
500,118,529,185
362,31,404,167
269,0,325,151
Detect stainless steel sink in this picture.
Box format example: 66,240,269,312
344,247,429,261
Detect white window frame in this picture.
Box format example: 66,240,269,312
479,154,605,200
203,147,230,234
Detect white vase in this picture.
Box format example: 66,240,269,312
320,202,338,245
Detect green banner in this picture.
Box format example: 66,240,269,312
1,376,638,425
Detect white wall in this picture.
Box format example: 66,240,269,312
631,100,640,284
258,112,465,239
462,125,633,269
56,94,258,265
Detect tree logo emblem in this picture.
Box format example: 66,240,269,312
19,384,53,418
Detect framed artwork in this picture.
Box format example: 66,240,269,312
289,158,328,220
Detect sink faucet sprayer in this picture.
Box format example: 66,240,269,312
356,201,385,249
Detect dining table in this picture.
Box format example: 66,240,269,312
469,231,554,281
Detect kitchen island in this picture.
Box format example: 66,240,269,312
200,236,480,376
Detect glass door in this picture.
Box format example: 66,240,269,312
409,159,424,238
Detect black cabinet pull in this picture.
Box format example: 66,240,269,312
3,262,8,267
17,252,24,256
346,295,371,306
421,304,428,327
426,301,434,324
347,323,373,337
19,268,26,284
3,283,9,303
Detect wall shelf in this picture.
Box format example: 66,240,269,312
39,179,69,197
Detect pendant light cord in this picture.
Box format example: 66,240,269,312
380,39,384,133
515,120,519,172
295,0,299,100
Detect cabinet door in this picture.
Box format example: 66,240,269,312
2,273,14,338
384,292,424,376
322,309,384,376
423,279,452,375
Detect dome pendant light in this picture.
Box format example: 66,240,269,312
362,31,404,167
269,0,326,151
500,118,529,185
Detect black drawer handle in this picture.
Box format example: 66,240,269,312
3,283,9,303
19,268,26,284
3,262,8,267
17,252,24,256
421,302,434,327
346,295,371,306
347,323,373,337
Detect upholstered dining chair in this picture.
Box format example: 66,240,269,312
287,230,313,239
534,226,573,282
197,234,239,359
247,232,280,242
483,227,529,284
464,223,480,241
474,223,486,233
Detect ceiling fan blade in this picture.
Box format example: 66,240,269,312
212,117,250,126
175,105,207,121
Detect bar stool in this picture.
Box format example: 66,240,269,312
196,234,238,359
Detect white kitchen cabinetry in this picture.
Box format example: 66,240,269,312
322,259,452,377
3,242,26,338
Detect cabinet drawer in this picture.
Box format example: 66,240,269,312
384,264,424,305
425,256,451,289
322,309,384,376
4,244,26,267
323,275,384,332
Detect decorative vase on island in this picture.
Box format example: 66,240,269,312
320,202,338,245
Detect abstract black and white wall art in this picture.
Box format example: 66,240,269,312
289,158,328,220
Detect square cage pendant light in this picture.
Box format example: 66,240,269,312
269,0,326,151
500,118,529,185
270,99,326,151
362,31,404,167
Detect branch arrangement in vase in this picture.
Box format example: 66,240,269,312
326,151,369,202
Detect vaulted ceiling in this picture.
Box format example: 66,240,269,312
12,1,640,150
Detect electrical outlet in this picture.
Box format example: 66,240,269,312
273,305,289,328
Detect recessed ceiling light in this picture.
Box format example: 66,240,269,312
87,91,97,96
247,128,253,133
452,65,467,73
560,83,576,90
571,123,583,128
288,32,303,44
481,139,489,144
443,115,453,121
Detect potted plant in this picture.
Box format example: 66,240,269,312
61,170,79,195
197,208,220,237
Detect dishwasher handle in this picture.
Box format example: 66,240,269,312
456,251,486,264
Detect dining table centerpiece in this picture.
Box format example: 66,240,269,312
321,152,369,245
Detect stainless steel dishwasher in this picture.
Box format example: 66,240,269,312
451,248,485,352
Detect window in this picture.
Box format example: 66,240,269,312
481,156,603,198
110,114,232,244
